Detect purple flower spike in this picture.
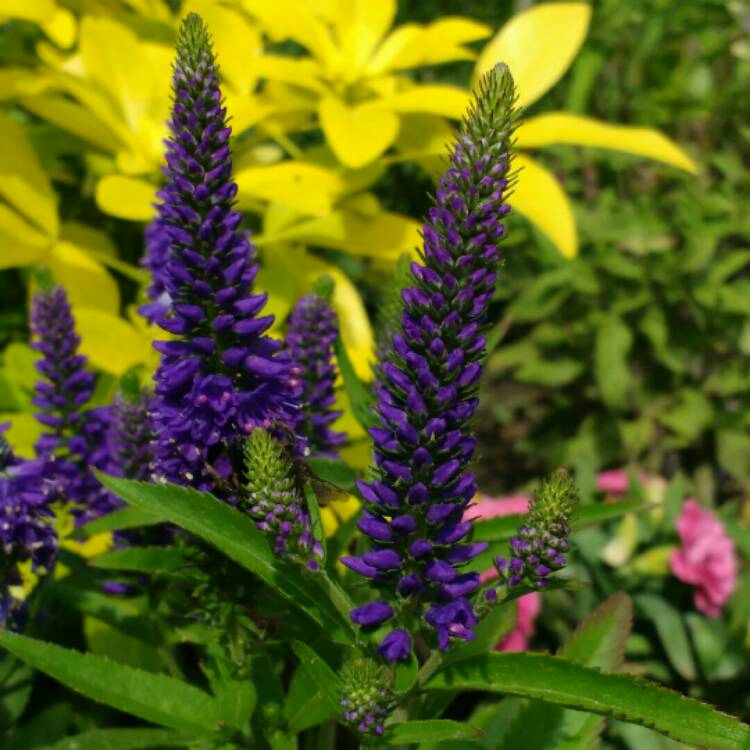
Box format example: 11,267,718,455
150,14,301,492
285,277,347,457
30,285,118,524
348,64,518,656
110,391,156,481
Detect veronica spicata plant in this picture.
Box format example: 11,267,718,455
1,16,749,750
150,13,301,492
343,64,518,661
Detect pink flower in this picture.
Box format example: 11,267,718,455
670,499,738,618
465,494,541,651
596,470,630,495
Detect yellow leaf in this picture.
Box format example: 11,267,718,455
375,84,470,119
367,24,425,74
0,204,50,269
475,2,591,108
22,95,122,153
246,55,326,93
47,242,120,314
511,153,578,258
40,6,76,48
0,413,43,459
0,0,55,23
518,112,698,174
95,175,157,221
0,111,58,237
334,0,396,79
60,221,117,257
182,1,262,94
258,208,420,259
0,68,49,100
75,309,151,375
319,96,399,168
235,161,344,216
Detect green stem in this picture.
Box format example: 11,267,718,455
317,569,356,631
415,649,442,689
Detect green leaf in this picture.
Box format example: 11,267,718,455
387,719,483,745
291,641,342,714
427,653,750,749
0,656,33,732
551,592,634,749
444,601,517,665
0,631,222,734
37,728,194,750
515,357,584,387
307,457,359,494
634,594,696,681
76,507,164,538
97,474,355,644
394,650,419,694
92,546,190,574
285,662,337,733
304,481,327,565
473,500,647,542
595,314,632,408
334,334,375,430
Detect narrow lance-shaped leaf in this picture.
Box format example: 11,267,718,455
427,652,750,750
97,473,355,644
0,631,223,734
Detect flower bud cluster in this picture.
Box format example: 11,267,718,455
339,658,391,737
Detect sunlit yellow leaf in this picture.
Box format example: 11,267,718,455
475,2,591,108
0,111,58,237
48,242,120,314
246,55,326,93
511,153,578,258
235,161,344,216
182,1,262,94
95,175,157,221
240,0,340,72
60,221,117,258
258,208,420,259
0,0,55,23
335,0,396,79
0,413,43,459
0,204,50,269
22,95,123,153
319,96,399,168
75,309,151,375
518,112,698,174
0,68,49,100
367,24,424,74
40,6,76,48
375,84,470,119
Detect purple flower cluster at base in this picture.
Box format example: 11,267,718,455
344,65,518,660
150,14,301,492
285,283,346,456
0,425,57,628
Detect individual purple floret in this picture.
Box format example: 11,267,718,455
342,65,518,660
285,277,346,457
110,391,156,481
0,424,57,628
150,13,301,493
30,285,119,524
493,470,578,591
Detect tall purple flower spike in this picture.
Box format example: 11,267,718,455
140,205,172,325
0,425,57,628
344,65,518,660
111,391,156,481
285,277,346,457
30,285,118,524
150,13,301,492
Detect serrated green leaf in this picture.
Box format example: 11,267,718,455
92,546,190,574
76,507,164,538
427,652,750,749
0,631,222,734
387,719,483,745
38,728,194,750
97,474,355,644
334,334,375,430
